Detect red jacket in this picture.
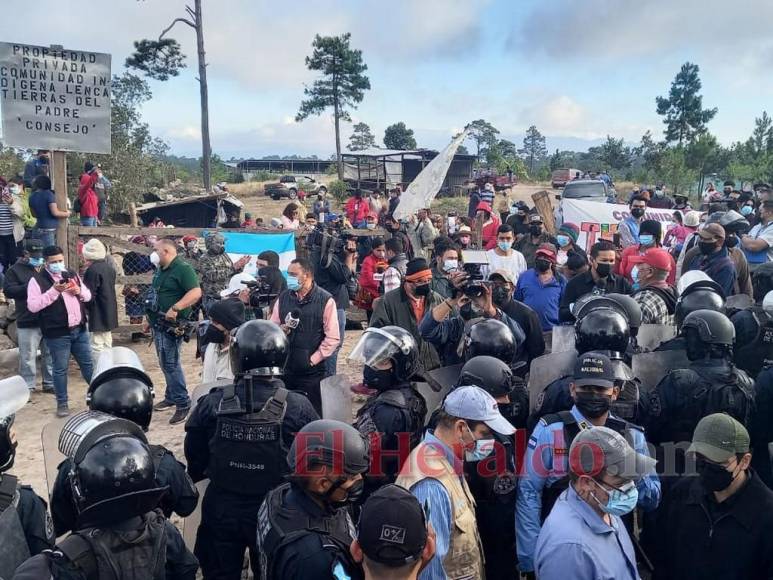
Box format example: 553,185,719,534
617,244,676,286
78,172,99,218
482,216,502,250
345,197,369,225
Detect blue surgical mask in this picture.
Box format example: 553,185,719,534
287,275,300,291
443,259,458,272
497,241,512,252
741,205,754,216
591,479,639,517
556,235,571,248
28,257,44,267
638,234,655,246
47,262,65,274
462,424,495,462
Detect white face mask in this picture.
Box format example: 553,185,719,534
150,251,160,267
9,185,20,195
443,259,458,272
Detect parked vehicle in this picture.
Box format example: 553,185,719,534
551,168,581,188
265,175,327,200
554,179,614,226
474,173,516,191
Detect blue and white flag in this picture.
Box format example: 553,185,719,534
212,231,296,278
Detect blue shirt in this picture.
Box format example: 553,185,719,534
535,485,639,580
407,432,463,580
28,189,58,229
514,269,567,331
515,405,660,572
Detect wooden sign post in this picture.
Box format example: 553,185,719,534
51,151,69,250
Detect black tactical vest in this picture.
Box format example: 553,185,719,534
0,475,29,580
354,386,427,450
278,284,330,376
257,482,359,580
735,306,773,378
209,385,288,497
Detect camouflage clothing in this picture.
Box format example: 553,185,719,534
196,234,235,300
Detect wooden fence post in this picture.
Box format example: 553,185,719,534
51,151,69,251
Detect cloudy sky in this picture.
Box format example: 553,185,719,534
5,0,773,158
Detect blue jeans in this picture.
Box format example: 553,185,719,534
153,328,190,409
16,326,53,389
32,228,56,248
324,308,346,378
46,327,93,405
80,217,97,226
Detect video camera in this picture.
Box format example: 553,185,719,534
460,250,489,298
306,222,351,269
244,276,279,309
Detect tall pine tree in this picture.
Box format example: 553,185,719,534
656,62,717,146
348,122,376,150
519,125,547,174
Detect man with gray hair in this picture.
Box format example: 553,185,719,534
535,426,656,580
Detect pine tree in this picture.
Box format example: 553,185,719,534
519,125,547,174
467,120,500,163
383,122,417,150
348,122,376,151
656,62,718,146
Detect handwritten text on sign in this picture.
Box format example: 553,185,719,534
0,42,111,153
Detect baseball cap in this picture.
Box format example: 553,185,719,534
24,239,44,254
529,214,543,224
488,269,515,285
573,352,617,389
630,248,672,272
687,413,750,463
456,225,472,234
536,243,557,264
570,426,656,481
683,211,701,227
357,484,428,567
698,223,726,240
220,272,256,298
443,385,515,435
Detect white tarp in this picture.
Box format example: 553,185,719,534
393,129,470,220
561,198,676,254
0,42,111,153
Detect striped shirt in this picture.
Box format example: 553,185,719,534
0,201,13,235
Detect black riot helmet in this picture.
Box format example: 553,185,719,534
287,419,369,477
575,307,630,354
230,320,289,376
752,262,773,303
348,326,419,382
605,294,642,332
59,411,168,528
458,356,514,397
593,350,634,382
463,319,516,363
681,309,735,345
0,376,30,472
675,284,726,328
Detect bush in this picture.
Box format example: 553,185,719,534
328,179,349,202
250,170,279,182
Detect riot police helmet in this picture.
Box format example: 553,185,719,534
575,307,630,354
458,355,514,397
230,319,289,376
348,326,419,382
463,318,516,363
572,294,627,322
0,377,29,473
752,263,773,303
675,284,726,327
87,377,154,430
681,309,735,346
764,290,773,314
605,294,642,330
718,210,750,234
287,419,370,477
593,350,634,382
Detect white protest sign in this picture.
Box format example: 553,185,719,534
561,198,676,252
0,42,111,153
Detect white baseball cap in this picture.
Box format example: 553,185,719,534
443,385,515,435
220,272,256,298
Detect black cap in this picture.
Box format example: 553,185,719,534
573,352,617,388
208,298,245,330
357,484,427,567
24,239,43,254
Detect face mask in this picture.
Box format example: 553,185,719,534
326,477,365,508
595,262,612,278
287,275,301,291
203,325,226,344
459,236,470,246
725,235,739,249
9,186,20,195
556,235,571,248
366,223,376,230
208,242,225,255
462,424,495,462
492,285,511,306
443,259,458,273
28,257,44,267
535,258,551,273
574,391,612,418
185,241,197,250
150,252,160,267
497,241,512,252
741,205,754,216
363,366,394,391
699,241,717,255
696,457,738,492
460,301,484,321
638,234,655,246
47,262,65,274
631,208,645,218
591,479,639,517
631,265,640,284
413,283,430,297
529,225,542,236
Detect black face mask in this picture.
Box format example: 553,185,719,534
724,235,739,249
696,457,737,492
492,286,511,306
413,283,430,297
203,325,226,344
326,477,365,508
530,225,543,236
460,302,484,321
574,391,612,419
386,223,397,233
363,366,394,391
631,208,645,218
595,262,612,278
535,259,551,273
498,402,520,425
699,241,718,255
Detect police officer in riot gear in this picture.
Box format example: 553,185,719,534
0,376,54,579
463,317,517,364
349,326,427,497
257,419,369,580
656,273,726,351
516,352,660,575
14,411,198,579
184,319,319,579
50,347,199,537
459,354,528,428
732,263,773,378
750,289,773,487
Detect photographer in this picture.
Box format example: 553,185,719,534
313,233,357,377
256,250,287,304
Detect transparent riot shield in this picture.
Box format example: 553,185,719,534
91,346,149,386
182,479,209,552
190,379,233,411
632,350,689,393
41,417,69,501
427,364,463,391
550,326,576,354
320,375,354,423
636,324,677,352
527,350,577,411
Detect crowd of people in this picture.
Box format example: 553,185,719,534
1,175,773,580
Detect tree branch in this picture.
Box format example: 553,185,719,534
159,17,195,40
185,5,196,21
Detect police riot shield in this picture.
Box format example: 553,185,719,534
320,375,354,423
427,364,463,391
190,379,233,411
41,418,69,501
550,325,575,354
632,350,689,393
182,479,209,552
527,350,577,411
726,294,753,311
90,346,151,389
635,324,677,352
414,382,453,425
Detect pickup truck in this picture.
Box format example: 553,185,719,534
264,175,327,200
554,179,615,226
